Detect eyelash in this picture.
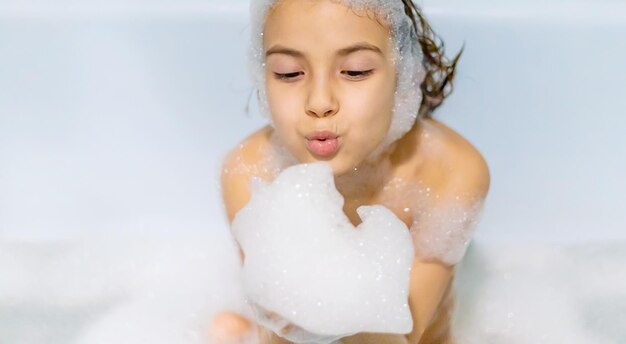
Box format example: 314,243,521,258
274,72,303,80
342,70,374,79
273,70,374,81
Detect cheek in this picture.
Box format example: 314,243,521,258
267,83,299,126
344,78,395,126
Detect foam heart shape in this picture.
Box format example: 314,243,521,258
232,162,414,340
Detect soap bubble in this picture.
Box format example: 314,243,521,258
232,162,414,342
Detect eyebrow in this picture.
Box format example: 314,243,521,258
265,42,384,58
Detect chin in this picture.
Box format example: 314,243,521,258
329,162,347,177
328,158,359,177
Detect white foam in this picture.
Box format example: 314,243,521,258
232,162,415,342
2,236,625,343
0,231,250,344
375,174,486,266
453,241,626,343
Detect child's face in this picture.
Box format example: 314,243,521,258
263,0,397,176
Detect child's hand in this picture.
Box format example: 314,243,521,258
252,304,306,342
210,309,298,344
210,311,257,344
263,310,296,336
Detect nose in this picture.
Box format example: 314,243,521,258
305,75,339,118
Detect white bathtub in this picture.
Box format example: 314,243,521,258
1,1,625,343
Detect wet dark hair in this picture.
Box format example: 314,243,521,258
401,0,463,119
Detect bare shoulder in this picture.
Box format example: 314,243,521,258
221,124,273,170
418,118,491,202
220,125,274,223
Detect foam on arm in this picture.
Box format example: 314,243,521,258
409,148,490,266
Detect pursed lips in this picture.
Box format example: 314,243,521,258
305,130,340,157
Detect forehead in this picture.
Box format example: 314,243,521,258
263,0,393,57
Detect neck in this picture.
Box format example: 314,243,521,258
334,144,396,200
334,118,423,200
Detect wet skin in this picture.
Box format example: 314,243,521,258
215,117,490,344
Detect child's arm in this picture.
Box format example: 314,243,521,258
405,260,455,343
221,157,250,262
339,262,455,344
220,127,273,260
221,133,308,344
220,153,253,261
340,332,410,344
406,145,491,343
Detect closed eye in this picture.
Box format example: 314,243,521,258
341,69,374,79
274,71,304,80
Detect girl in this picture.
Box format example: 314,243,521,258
213,0,490,343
